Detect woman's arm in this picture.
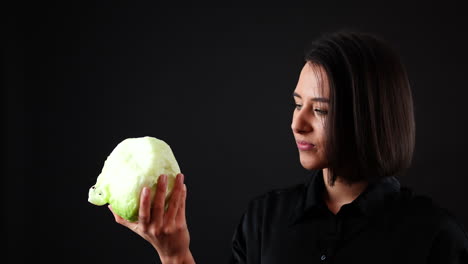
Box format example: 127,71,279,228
426,212,468,264
109,173,196,264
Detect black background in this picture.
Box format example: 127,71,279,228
5,2,468,263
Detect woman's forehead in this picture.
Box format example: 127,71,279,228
295,62,330,98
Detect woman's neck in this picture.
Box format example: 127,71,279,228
322,169,368,215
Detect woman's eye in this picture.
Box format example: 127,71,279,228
314,109,328,115
291,102,328,115
291,102,302,109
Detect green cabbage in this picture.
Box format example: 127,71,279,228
88,136,180,222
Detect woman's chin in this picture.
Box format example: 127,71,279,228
299,155,325,170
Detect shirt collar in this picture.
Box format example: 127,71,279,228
289,169,401,226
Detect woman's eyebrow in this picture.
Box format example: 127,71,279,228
293,92,329,103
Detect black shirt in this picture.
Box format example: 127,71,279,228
228,169,468,264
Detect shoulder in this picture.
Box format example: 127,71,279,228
397,187,464,224
394,187,468,246
238,183,306,222
400,188,468,261
231,182,306,241
244,182,306,213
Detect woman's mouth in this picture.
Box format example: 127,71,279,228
296,140,316,151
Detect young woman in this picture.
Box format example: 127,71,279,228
109,30,468,264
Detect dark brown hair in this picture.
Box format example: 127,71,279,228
304,30,416,185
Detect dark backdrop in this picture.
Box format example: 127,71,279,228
5,2,468,263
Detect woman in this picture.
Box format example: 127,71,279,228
109,30,468,263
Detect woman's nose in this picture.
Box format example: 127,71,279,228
291,109,312,134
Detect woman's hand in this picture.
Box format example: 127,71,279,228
109,173,195,264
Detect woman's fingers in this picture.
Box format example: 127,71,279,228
175,184,187,223
151,174,167,228
108,173,191,260
109,173,186,237
138,187,152,232
164,173,184,224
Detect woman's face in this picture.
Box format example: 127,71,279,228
291,63,330,170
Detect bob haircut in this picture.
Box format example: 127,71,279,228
304,30,416,185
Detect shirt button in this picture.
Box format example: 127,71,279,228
320,254,326,261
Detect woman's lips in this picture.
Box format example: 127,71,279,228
296,141,315,151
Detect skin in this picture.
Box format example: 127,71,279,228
291,62,368,215
109,62,370,263
109,173,195,264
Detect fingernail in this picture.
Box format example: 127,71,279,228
143,187,149,196
179,173,184,184
160,174,167,184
